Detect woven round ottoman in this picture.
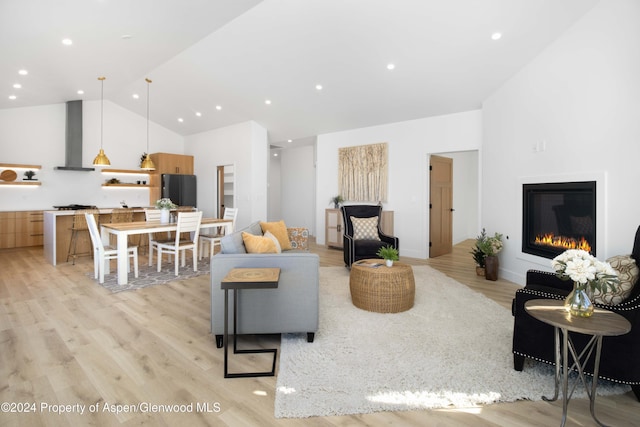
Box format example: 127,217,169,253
349,259,415,313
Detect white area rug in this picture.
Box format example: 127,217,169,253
274,266,630,418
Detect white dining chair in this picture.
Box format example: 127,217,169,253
85,213,139,284
156,211,203,275
145,208,171,266
199,207,238,259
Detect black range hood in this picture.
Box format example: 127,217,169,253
55,100,95,171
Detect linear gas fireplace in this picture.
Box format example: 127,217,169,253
522,181,596,259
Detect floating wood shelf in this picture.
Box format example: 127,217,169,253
0,181,41,186
101,169,150,175
102,184,150,188
0,163,42,170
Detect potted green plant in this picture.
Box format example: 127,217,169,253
377,245,399,267
23,170,37,181
330,195,344,208
471,228,487,275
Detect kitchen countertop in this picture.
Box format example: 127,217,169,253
43,207,153,216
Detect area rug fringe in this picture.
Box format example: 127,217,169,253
274,266,630,418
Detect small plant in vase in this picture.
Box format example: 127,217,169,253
330,195,344,208
23,170,37,181
377,245,399,267
155,198,177,223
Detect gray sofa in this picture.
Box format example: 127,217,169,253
210,221,319,348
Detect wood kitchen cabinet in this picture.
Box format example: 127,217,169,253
15,211,44,247
325,208,395,249
148,153,194,204
0,210,43,248
0,212,16,249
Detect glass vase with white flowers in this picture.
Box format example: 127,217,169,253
551,249,619,317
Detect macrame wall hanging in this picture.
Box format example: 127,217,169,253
338,142,388,202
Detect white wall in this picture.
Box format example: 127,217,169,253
0,101,183,211
280,145,316,233
482,0,640,285
316,110,482,259
268,152,282,221
184,120,268,229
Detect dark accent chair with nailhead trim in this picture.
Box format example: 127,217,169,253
341,204,399,268
511,226,640,402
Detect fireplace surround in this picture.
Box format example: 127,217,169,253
522,181,596,259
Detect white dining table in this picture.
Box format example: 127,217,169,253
101,218,233,285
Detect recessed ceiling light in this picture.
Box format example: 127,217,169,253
491,32,502,40
315,84,323,91
18,69,28,75
121,34,132,40
8,95,17,100
62,38,73,46
265,99,272,105
215,105,222,110
178,118,184,123
132,94,139,99
13,83,22,89
273,153,278,157
77,90,84,95
387,63,395,70
195,112,202,117
287,139,292,143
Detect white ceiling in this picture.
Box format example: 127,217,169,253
1,0,598,146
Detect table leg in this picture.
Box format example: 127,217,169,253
223,289,229,377
117,232,129,285
590,336,607,427
543,326,561,403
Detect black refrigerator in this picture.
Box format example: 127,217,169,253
161,174,197,207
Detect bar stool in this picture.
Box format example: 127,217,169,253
66,209,100,265
110,208,135,247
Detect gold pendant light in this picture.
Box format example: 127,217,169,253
140,78,156,171
93,76,111,166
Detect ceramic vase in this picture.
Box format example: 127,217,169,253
385,259,394,267
475,266,486,276
564,283,594,317
485,255,499,281
160,208,170,224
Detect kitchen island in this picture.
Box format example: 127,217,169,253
43,208,150,265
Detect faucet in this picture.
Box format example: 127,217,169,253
120,200,128,208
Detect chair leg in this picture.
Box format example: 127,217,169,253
157,248,162,272
192,248,197,272
93,249,99,279
175,250,180,276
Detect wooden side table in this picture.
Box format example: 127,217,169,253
525,299,631,427
221,268,280,378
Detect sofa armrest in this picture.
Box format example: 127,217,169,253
287,227,309,250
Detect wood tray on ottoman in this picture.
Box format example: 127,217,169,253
349,259,415,313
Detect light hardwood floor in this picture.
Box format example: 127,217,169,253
1,241,638,426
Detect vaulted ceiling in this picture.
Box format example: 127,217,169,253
1,0,598,146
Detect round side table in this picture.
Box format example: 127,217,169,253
349,259,415,313
525,299,631,427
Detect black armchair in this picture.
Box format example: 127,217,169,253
341,204,399,267
512,226,640,401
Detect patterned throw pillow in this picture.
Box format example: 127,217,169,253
351,216,381,241
592,255,638,305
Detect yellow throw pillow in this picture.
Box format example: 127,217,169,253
260,220,292,250
242,232,277,254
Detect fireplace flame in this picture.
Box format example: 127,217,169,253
534,233,592,253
